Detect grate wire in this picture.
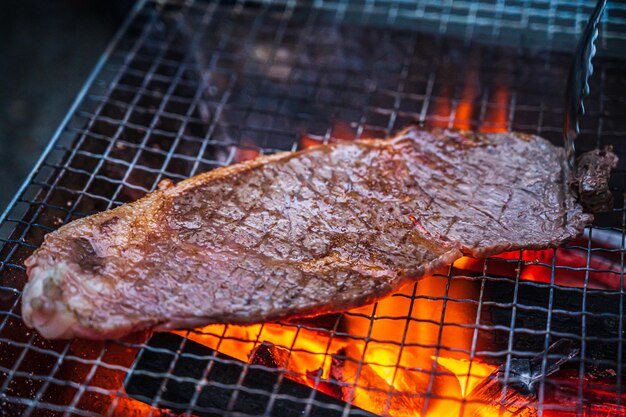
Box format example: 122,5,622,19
1,0,626,416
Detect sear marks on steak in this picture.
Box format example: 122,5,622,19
21,128,615,340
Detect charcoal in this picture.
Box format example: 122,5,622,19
478,279,626,369
329,345,427,416
124,333,377,417
249,341,290,368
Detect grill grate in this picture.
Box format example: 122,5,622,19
1,0,626,416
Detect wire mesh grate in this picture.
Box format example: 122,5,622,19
1,0,626,416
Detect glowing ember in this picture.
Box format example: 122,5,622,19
453,247,622,290
233,139,261,162
109,397,164,417
300,121,358,149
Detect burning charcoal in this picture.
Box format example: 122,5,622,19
330,345,427,417
249,341,290,368
542,374,626,414
249,341,345,400
464,370,537,417
125,333,378,417
465,340,578,416
305,368,345,400
454,247,623,290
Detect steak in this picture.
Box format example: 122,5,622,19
21,128,616,339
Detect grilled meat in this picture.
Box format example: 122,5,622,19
22,128,616,339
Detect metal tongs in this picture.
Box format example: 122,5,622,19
563,0,607,170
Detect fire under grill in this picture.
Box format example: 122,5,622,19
2,0,626,416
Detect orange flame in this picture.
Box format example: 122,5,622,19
181,276,514,416
431,56,510,135
300,121,358,149
233,139,261,162
454,68,479,131
480,84,509,133
430,76,478,131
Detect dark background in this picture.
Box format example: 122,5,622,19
0,0,132,213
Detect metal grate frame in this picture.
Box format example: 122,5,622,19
1,0,626,416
